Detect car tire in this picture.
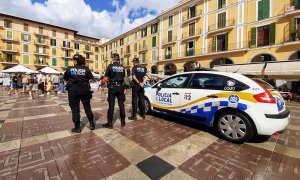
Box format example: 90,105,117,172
216,111,255,143
144,98,151,115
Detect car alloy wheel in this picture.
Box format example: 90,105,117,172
144,99,151,114
216,111,254,143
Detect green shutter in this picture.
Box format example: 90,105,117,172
258,0,263,20
222,0,226,8
263,0,270,20
143,40,146,47
64,60,68,67
250,27,257,48
152,36,156,47
23,55,29,64
269,23,276,45
52,58,57,66
28,35,31,42
21,33,24,41
3,54,7,62
212,36,217,52
291,18,297,33
225,33,228,51
134,43,137,52
12,55,16,63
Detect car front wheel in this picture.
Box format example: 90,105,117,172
144,98,151,115
216,111,255,143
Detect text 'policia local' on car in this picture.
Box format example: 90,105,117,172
144,71,290,143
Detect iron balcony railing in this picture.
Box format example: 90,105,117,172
208,19,235,32
208,41,248,53
283,2,300,14
182,9,202,22
182,29,201,39
162,36,177,44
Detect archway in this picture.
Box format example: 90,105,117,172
288,51,300,60
210,58,234,68
183,61,200,72
251,54,277,63
164,63,177,75
151,65,158,74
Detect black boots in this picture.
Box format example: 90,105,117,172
89,121,95,130
71,125,81,133
103,121,113,129
128,116,137,121
121,119,125,127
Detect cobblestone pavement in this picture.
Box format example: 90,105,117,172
0,89,300,180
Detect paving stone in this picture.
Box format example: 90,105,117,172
0,148,19,180
0,121,23,143
137,156,175,179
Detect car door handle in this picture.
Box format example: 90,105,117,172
172,92,180,95
207,95,218,98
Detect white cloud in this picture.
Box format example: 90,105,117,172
0,0,180,38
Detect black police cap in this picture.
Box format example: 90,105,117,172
112,53,120,60
132,58,140,63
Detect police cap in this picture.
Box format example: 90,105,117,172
132,58,140,63
112,53,120,60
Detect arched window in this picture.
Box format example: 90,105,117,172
210,58,233,68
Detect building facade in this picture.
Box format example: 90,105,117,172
99,0,300,77
0,13,101,72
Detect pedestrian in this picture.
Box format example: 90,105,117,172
63,54,95,133
27,73,34,100
37,71,46,96
52,74,59,90
55,75,66,94
103,53,126,128
46,74,53,95
17,74,22,90
8,73,18,95
21,73,29,93
123,70,131,94
128,58,147,120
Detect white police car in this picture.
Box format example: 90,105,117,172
144,71,290,143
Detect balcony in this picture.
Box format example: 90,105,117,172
34,50,49,56
1,56,18,64
61,54,73,59
86,58,94,62
34,60,48,66
182,9,202,23
283,24,300,44
34,40,49,47
124,50,131,56
161,53,179,61
208,19,235,34
34,32,49,37
1,35,19,42
283,3,300,16
83,48,93,54
182,29,201,40
207,41,248,54
162,36,177,45
139,45,148,52
61,44,74,50
184,49,203,57
0,46,19,54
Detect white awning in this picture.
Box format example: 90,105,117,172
39,67,60,74
2,64,37,74
213,61,300,78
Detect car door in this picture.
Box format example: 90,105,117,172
151,74,191,113
179,73,228,122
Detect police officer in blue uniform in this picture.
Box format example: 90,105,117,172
103,53,126,128
129,58,147,120
63,54,95,133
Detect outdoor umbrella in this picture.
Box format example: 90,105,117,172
39,67,60,74
2,64,37,74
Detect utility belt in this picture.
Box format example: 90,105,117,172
66,81,89,90
108,81,123,88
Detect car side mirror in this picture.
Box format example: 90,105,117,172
157,83,162,90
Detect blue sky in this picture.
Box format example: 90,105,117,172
0,0,179,38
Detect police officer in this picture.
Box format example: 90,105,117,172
128,58,147,120
103,53,126,128
63,54,95,133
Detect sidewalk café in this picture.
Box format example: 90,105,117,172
213,60,300,101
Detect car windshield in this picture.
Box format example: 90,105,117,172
252,78,274,90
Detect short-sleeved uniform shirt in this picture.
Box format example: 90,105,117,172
63,65,93,88
105,62,125,83
132,66,147,84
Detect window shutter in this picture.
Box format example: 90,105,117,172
3,54,7,62
28,35,31,42
21,33,24,41
212,36,217,52
263,0,270,20
12,55,16,63
258,0,263,20
250,27,257,48
23,55,29,64
152,36,156,47
225,33,228,51
291,18,296,34
222,0,226,8
269,23,276,45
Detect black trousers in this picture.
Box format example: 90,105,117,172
68,87,94,128
107,85,125,122
38,83,45,94
131,85,145,117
